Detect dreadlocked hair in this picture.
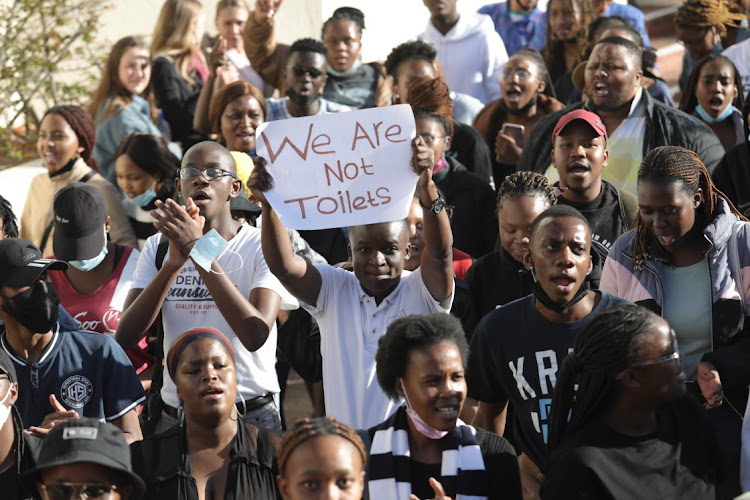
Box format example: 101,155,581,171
277,417,367,476
7,407,24,499
547,305,661,452
674,0,746,37
543,0,593,71
632,146,746,268
408,77,455,138
496,171,557,211
679,54,743,114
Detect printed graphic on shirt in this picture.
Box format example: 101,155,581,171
73,308,121,334
61,375,93,408
508,348,571,444
165,268,219,315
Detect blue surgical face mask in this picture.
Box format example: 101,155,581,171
190,228,229,272
189,228,244,274
695,103,737,124
69,226,108,272
127,182,158,207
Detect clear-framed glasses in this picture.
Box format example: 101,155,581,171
39,482,118,500
501,68,533,81
420,135,445,146
630,351,681,368
178,167,238,182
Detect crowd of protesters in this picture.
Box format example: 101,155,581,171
3,0,750,498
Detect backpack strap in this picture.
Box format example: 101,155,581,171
617,188,639,230
141,235,170,437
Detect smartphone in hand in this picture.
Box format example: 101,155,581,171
501,122,525,144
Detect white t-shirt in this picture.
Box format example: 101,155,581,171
132,224,296,408
301,265,453,429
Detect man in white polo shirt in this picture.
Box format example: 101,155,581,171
249,137,454,429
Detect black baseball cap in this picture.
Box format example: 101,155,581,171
0,239,67,288
53,182,108,261
21,418,146,497
230,183,262,218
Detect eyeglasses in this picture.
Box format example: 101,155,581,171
40,482,118,500
420,135,445,146
178,167,237,182
630,351,681,368
290,66,324,79
501,68,533,81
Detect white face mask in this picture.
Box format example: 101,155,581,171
0,384,12,429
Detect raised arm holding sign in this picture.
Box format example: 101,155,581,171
254,104,421,230
249,125,455,428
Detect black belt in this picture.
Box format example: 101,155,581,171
163,393,274,419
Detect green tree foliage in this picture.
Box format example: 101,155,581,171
0,0,112,161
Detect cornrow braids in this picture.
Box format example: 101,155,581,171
633,146,746,268
322,6,365,38
277,417,367,476
496,171,557,211
674,0,746,37
679,54,744,115
547,305,661,452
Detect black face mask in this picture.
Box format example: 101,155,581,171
286,88,320,107
498,97,537,116
5,281,59,333
530,266,588,314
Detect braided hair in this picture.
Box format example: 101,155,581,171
0,195,18,238
674,0,746,37
277,417,367,476
496,171,557,211
632,146,745,268
42,105,100,173
547,305,662,452
322,7,365,37
678,54,744,115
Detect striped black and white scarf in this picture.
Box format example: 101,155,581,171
367,406,488,499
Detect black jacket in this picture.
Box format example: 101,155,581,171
713,142,750,218
517,90,725,176
131,420,281,500
436,156,498,258
151,56,208,149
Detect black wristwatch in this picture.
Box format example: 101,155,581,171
419,196,446,215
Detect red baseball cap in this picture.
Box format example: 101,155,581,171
552,109,608,141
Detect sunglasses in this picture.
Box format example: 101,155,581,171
630,351,681,368
39,482,118,500
290,66,324,79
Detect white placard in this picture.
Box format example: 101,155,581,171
255,104,418,230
